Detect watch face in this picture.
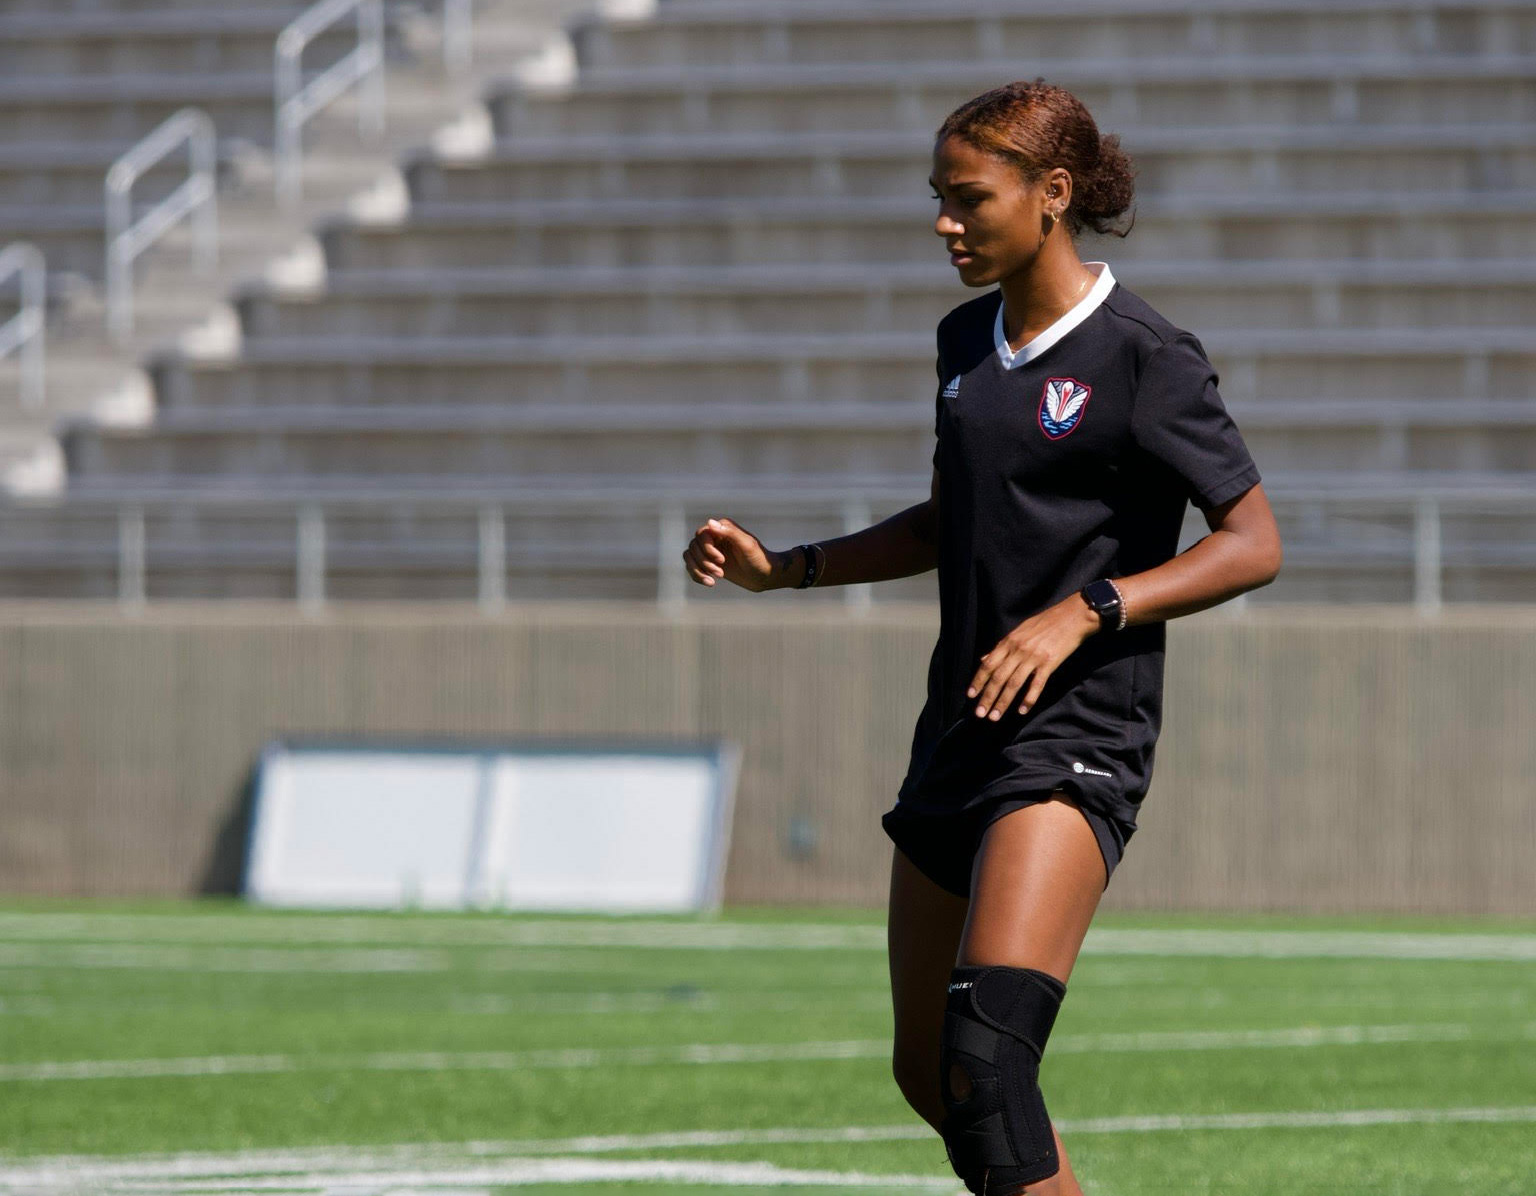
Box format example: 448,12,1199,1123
1084,580,1118,611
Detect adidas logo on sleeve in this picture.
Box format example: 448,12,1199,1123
942,374,962,398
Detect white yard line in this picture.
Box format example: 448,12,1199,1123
445,990,893,1015
1059,1105,1536,1133
3,915,1536,960
0,944,453,974
4,1020,1533,1083
0,1039,888,1082
0,991,895,1018
1082,928,1536,962
0,915,889,952
448,991,722,1014
4,1155,957,1193
112,1157,958,1191
6,1107,1536,1191
0,944,592,974
1048,1021,1507,1052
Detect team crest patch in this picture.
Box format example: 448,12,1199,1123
1039,377,1091,439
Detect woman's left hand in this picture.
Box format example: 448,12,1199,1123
967,592,1103,720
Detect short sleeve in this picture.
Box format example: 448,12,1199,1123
1131,333,1261,509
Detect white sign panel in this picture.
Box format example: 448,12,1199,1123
474,754,725,910
243,740,739,913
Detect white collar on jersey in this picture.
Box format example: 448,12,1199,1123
992,260,1116,371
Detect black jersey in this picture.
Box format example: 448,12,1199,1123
890,262,1262,836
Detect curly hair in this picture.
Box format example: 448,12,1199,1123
935,78,1137,239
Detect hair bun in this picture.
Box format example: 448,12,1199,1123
1074,131,1137,237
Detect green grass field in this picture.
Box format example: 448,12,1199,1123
2,900,1535,1194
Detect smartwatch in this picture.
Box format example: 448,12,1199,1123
1079,578,1126,632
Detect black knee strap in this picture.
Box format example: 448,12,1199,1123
937,964,1068,1194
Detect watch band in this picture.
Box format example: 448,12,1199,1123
1080,577,1127,631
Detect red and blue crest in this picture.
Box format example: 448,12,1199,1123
1039,377,1091,439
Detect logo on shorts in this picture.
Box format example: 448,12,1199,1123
1039,377,1091,439
948,980,974,992
1073,760,1113,778
942,374,962,398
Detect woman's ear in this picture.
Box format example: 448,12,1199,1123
1044,167,1073,215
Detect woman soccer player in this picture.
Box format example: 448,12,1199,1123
681,80,1283,1195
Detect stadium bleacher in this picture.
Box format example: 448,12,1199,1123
1,0,1534,602
0,0,588,486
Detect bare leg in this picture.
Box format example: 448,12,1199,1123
887,843,970,1132
957,791,1110,1196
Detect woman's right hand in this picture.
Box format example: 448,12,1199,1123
682,517,785,592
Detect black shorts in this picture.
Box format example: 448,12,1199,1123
881,789,1129,898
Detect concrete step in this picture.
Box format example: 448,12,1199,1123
0,193,343,289
0,64,482,147
316,190,1536,271
489,54,1536,138
0,71,291,146
0,0,309,12
405,123,1536,205
0,0,577,79
237,260,1536,340
147,327,1536,409
572,1,1536,71
69,395,1536,432
150,334,940,408
0,48,485,204
239,266,960,340
0,142,244,208
0,351,150,494
0,421,68,491
58,396,1536,484
0,88,454,276
0,354,148,417
1235,399,1536,472
59,402,934,484
43,292,239,368
63,424,1526,496
0,12,359,79
27,466,1536,505
0,158,390,241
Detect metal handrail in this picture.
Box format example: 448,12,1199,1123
444,0,472,71
105,108,218,344
0,242,46,408
1,486,1534,614
275,0,386,208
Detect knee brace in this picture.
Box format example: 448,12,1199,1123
937,964,1068,1194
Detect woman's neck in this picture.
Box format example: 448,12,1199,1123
997,248,1101,351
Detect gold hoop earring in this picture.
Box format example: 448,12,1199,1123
1048,209,1061,225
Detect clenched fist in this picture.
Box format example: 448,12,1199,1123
681,516,787,592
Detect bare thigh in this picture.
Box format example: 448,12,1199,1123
887,843,969,1131
959,790,1108,977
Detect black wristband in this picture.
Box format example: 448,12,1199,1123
795,543,822,589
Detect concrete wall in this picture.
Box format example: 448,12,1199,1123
1,601,1532,915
